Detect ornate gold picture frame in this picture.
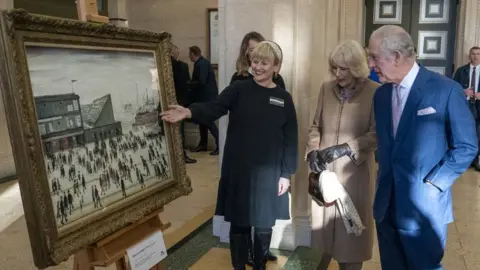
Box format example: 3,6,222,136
0,9,191,268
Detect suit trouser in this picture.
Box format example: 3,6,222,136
180,121,188,157
476,120,480,154
198,121,219,148
376,193,448,270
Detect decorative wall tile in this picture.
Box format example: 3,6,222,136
374,0,402,24
419,0,449,24
417,31,448,59
425,66,446,75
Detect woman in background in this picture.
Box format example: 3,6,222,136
230,31,286,91
307,40,378,270
364,46,380,83
161,41,298,270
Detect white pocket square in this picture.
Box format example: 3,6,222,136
417,107,436,116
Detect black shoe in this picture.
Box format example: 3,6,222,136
184,155,197,164
253,231,273,270
229,232,249,270
267,250,277,261
210,148,219,156
247,255,255,267
192,145,207,152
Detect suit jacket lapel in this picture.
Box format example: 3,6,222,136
465,65,472,89
394,67,428,146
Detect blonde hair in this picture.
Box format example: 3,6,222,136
250,41,283,72
329,40,370,79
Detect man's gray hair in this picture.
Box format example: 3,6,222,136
371,25,416,59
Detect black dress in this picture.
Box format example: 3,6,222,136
230,72,286,89
189,79,298,228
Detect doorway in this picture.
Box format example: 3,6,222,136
365,0,459,77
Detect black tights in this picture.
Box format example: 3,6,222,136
230,225,272,234
229,224,272,270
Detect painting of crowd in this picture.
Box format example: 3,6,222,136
46,129,171,226
24,45,173,228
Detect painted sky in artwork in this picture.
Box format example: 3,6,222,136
25,45,160,115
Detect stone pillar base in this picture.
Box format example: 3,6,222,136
109,18,128,28
293,214,311,247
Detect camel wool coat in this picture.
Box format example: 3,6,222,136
306,79,379,263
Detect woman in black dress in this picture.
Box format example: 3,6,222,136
230,31,286,90
161,41,298,270
230,31,285,265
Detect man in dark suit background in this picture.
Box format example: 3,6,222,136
188,45,219,155
171,45,196,163
453,46,480,169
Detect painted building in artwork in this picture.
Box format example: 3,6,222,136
35,93,122,153
81,94,122,143
34,93,84,154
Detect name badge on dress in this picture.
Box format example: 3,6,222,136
269,97,284,107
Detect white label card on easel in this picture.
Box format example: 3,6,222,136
126,230,167,270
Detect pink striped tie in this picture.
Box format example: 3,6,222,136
392,84,402,137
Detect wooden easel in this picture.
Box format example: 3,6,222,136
76,0,109,24
73,207,171,270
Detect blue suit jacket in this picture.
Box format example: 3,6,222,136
373,66,478,230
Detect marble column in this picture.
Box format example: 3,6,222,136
288,0,313,248
0,0,16,182
108,0,128,27
216,0,364,249
292,0,365,249
0,0,13,10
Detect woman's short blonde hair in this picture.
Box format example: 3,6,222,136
329,40,370,79
250,41,283,70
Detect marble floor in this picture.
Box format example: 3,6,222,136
0,151,220,270
187,169,480,270
0,153,480,269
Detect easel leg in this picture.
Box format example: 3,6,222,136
73,249,95,270
115,257,128,270
151,262,165,270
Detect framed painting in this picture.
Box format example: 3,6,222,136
207,8,219,68
0,9,192,268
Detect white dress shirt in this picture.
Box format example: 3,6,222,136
392,62,420,136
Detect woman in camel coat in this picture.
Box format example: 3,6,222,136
306,40,379,270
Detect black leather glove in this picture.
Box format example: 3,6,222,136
317,143,353,164
307,150,327,173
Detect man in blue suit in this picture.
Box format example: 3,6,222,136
368,25,478,269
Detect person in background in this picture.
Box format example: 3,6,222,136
161,41,298,270
369,25,477,269
170,45,196,164
188,45,220,155
229,31,284,265
453,46,480,169
307,40,378,270
365,47,380,83
230,31,286,90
